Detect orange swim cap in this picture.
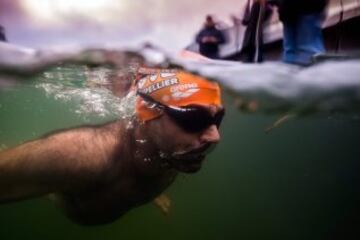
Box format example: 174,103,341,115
135,68,222,122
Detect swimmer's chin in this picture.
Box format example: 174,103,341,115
176,164,202,173
169,156,205,173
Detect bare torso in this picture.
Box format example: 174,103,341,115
0,120,178,225
51,121,178,225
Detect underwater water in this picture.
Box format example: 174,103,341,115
1,47,360,240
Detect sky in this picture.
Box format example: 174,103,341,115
0,0,245,51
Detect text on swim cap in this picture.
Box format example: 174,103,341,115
138,78,179,94
170,83,198,93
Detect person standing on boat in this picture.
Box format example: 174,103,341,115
241,0,273,63
0,25,7,42
271,0,329,65
196,15,226,59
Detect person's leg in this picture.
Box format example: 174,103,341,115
294,13,325,65
242,2,260,63
255,3,266,63
282,20,297,64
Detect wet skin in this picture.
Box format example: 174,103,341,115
0,104,222,225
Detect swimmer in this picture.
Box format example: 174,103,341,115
0,69,225,225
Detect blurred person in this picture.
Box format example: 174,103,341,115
0,25,7,42
241,0,273,63
271,0,328,65
196,15,226,59
0,68,225,225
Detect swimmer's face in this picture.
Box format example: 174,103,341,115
148,104,223,173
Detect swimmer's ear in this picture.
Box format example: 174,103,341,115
153,193,171,216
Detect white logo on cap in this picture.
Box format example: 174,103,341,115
160,72,176,78
149,74,158,82
171,88,200,100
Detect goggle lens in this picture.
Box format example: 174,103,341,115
165,106,224,133
138,92,225,133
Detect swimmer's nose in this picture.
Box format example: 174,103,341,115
200,125,220,144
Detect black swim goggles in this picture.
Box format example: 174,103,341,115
137,91,225,133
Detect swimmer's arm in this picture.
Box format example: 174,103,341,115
0,127,113,203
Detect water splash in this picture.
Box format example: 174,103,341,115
1,42,360,116
35,65,135,119
172,58,360,115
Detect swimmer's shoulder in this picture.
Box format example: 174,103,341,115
40,121,125,179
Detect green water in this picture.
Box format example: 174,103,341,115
1,81,360,240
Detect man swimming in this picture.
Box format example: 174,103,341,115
0,68,224,225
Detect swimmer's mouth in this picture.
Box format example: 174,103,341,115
182,143,215,159
171,143,215,169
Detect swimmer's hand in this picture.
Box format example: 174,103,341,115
153,194,171,216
